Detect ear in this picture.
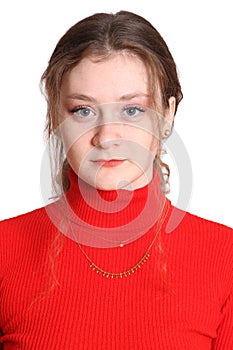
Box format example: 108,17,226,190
164,96,176,126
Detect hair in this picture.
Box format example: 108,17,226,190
41,10,183,196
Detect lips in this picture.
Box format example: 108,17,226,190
93,159,126,168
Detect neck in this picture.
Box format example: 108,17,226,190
47,168,169,248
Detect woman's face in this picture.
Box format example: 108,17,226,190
59,54,174,190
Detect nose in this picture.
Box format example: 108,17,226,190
91,123,122,149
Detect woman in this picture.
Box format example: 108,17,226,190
0,11,232,349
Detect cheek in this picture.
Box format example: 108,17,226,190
149,136,159,155
66,133,92,164
129,129,158,155
59,115,94,156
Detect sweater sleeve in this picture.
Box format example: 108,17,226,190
211,288,233,349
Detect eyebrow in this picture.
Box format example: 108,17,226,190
65,92,149,102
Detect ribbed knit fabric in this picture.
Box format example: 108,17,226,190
0,170,232,349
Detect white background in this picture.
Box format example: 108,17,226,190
0,0,232,227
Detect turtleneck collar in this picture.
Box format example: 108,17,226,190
47,168,170,248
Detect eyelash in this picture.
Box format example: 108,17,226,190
70,105,95,117
122,104,146,117
70,104,146,119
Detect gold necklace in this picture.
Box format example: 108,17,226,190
76,200,170,278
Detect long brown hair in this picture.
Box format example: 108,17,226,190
41,11,183,195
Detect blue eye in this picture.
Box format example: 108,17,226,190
71,106,95,118
123,106,145,118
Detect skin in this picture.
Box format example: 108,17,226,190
59,53,175,190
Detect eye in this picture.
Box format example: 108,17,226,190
71,106,95,118
122,105,146,118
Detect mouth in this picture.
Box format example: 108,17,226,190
93,159,127,168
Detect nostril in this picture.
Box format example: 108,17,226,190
92,136,121,149
91,127,122,148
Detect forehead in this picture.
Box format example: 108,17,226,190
61,53,149,103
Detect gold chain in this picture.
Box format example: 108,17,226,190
76,200,170,278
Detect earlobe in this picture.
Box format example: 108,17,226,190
162,96,176,139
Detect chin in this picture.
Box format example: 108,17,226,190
95,171,147,191
76,162,152,190
94,176,128,191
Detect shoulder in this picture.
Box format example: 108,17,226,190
165,204,233,270
180,210,233,256
0,206,57,272
166,205,232,239
184,210,232,242
0,206,54,238
0,206,46,223
166,205,233,284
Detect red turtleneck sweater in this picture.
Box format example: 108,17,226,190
0,170,232,349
